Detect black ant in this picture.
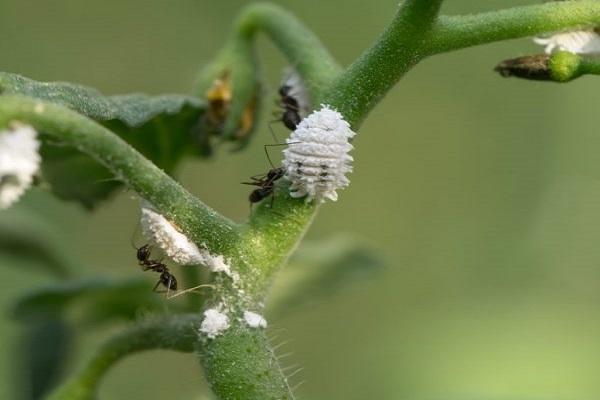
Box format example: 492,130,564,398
242,136,293,209
242,166,285,207
136,244,178,293
276,84,302,130
135,244,215,298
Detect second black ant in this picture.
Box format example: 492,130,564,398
136,244,178,293
276,84,302,130
135,244,215,299
242,166,285,208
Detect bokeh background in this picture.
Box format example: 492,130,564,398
2,0,600,399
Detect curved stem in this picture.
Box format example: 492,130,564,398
0,96,240,255
324,0,444,127
424,1,600,55
47,314,200,400
235,2,341,97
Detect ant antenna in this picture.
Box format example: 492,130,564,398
167,284,215,300
262,143,300,169
268,120,281,143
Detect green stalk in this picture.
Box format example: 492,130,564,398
424,1,600,54
234,2,341,97
324,0,445,126
47,315,200,400
0,96,239,255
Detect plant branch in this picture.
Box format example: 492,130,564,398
324,0,445,127
235,2,341,97
0,96,239,255
46,314,200,400
424,1,600,55
199,323,295,400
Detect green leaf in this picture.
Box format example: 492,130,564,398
0,224,71,279
15,317,72,400
11,278,166,325
268,234,386,317
0,71,207,208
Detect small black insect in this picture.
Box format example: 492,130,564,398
277,84,302,130
242,167,285,208
135,244,178,292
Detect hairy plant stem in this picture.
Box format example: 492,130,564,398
47,314,200,400
9,1,600,399
0,96,239,255
423,1,600,55
324,0,444,127
235,2,341,95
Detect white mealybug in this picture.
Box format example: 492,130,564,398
534,30,600,55
140,202,205,266
243,311,267,329
282,105,355,203
200,308,230,339
140,202,237,279
0,122,41,210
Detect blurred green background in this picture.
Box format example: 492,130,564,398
2,0,600,399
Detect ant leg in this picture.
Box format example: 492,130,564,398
270,191,275,209
262,143,300,169
267,120,280,143
152,279,162,292
167,284,216,300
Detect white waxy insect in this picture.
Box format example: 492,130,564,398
243,310,267,329
534,30,600,55
140,202,205,266
0,122,41,210
200,308,230,339
282,105,355,203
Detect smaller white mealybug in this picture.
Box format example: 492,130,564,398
243,311,267,329
0,123,41,210
200,308,230,339
534,30,600,55
282,105,355,203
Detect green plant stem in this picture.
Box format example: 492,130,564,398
47,314,200,400
579,56,600,75
194,188,314,399
199,324,294,400
0,96,239,255
546,51,600,82
235,2,341,97
424,1,600,54
324,0,444,126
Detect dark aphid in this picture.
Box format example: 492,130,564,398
135,244,178,292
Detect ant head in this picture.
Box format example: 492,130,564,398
279,84,292,97
136,244,152,261
282,110,301,130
